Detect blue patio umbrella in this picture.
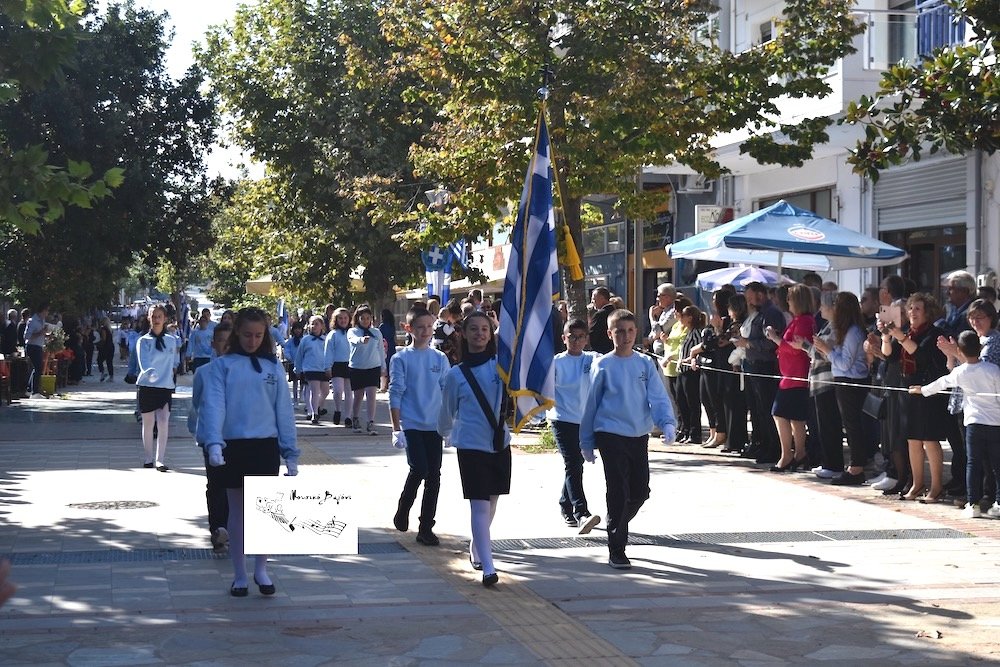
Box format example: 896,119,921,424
668,200,907,271
696,266,793,292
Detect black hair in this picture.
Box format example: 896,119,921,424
957,330,982,358
564,318,588,334
460,311,497,357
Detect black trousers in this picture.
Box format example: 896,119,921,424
552,420,589,519
597,432,650,556
667,375,685,436
814,390,844,472
25,343,43,394
700,370,723,431
745,365,780,458
834,381,868,468
677,372,702,439
724,373,748,450
398,430,443,530
948,412,967,489
201,448,229,532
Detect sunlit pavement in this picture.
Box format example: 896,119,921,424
1,369,999,665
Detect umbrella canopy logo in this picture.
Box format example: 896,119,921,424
787,225,825,242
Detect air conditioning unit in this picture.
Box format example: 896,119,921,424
678,174,714,194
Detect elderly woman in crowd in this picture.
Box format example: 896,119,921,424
881,293,949,502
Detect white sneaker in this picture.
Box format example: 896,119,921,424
866,472,888,486
366,421,377,436
986,503,1000,519
960,503,982,519
30,393,45,399
871,476,899,491
814,468,840,479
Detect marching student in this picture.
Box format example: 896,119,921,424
580,309,676,570
188,322,232,553
548,318,601,533
294,315,331,425
282,320,305,406
187,309,216,372
389,307,449,546
202,307,299,597
438,311,511,587
347,305,386,435
325,307,354,426
136,305,181,471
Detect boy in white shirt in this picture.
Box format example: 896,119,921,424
911,330,1000,518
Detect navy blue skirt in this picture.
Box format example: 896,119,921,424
772,387,809,422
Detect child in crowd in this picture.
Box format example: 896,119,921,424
348,305,386,435
294,315,330,425
580,309,677,570
439,311,511,587
325,307,353,426
547,318,601,533
389,307,450,546
911,330,1000,518
202,307,299,597
136,305,181,471
282,320,305,406
188,322,232,553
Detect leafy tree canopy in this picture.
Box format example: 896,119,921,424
0,1,218,312
374,0,863,313
0,0,125,234
845,0,999,181
198,0,432,306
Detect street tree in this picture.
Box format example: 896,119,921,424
845,0,999,181
0,0,124,235
377,0,864,315
198,0,432,307
0,2,218,312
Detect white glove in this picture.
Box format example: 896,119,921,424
284,460,299,476
443,435,453,448
661,425,677,445
207,444,225,467
581,448,596,464
392,430,407,449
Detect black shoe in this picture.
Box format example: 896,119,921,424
142,462,155,469
883,480,908,495
469,554,483,571
482,572,499,587
393,507,409,532
230,581,248,597
562,513,577,527
755,453,779,465
416,530,440,546
831,471,866,486
253,575,276,596
319,408,328,416
156,464,170,472
741,445,761,459
608,552,632,570
333,411,341,425
344,417,353,429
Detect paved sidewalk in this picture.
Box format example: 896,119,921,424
1,376,999,665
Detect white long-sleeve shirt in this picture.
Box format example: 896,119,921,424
921,361,1000,426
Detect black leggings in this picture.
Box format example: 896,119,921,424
97,350,114,378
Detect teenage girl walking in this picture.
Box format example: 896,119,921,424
282,320,305,406
202,307,299,597
438,311,511,587
348,305,386,435
325,307,353,426
96,317,116,382
136,305,181,471
294,315,331,424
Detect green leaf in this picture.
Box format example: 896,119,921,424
66,159,93,179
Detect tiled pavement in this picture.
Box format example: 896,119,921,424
1,375,999,665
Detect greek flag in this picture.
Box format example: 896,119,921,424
497,111,559,432
450,239,469,270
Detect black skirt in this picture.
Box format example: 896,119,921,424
904,392,950,441
349,366,381,390
137,386,173,413
331,361,350,379
219,438,280,489
303,370,328,382
457,446,512,500
771,387,809,422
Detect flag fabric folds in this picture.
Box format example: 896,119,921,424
498,110,559,432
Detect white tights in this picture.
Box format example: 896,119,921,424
470,496,499,576
141,405,170,465
226,488,271,587
330,377,352,414
307,379,327,417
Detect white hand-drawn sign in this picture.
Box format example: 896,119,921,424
244,477,359,555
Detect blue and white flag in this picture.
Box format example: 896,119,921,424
450,239,469,270
421,245,455,302
179,297,191,343
497,111,559,432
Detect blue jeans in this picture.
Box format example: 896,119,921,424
965,423,1000,505
551,420,589,519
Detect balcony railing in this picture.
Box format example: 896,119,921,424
855,3,965,71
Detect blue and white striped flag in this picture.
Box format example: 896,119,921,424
497,110,559,432
450,238,469,270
